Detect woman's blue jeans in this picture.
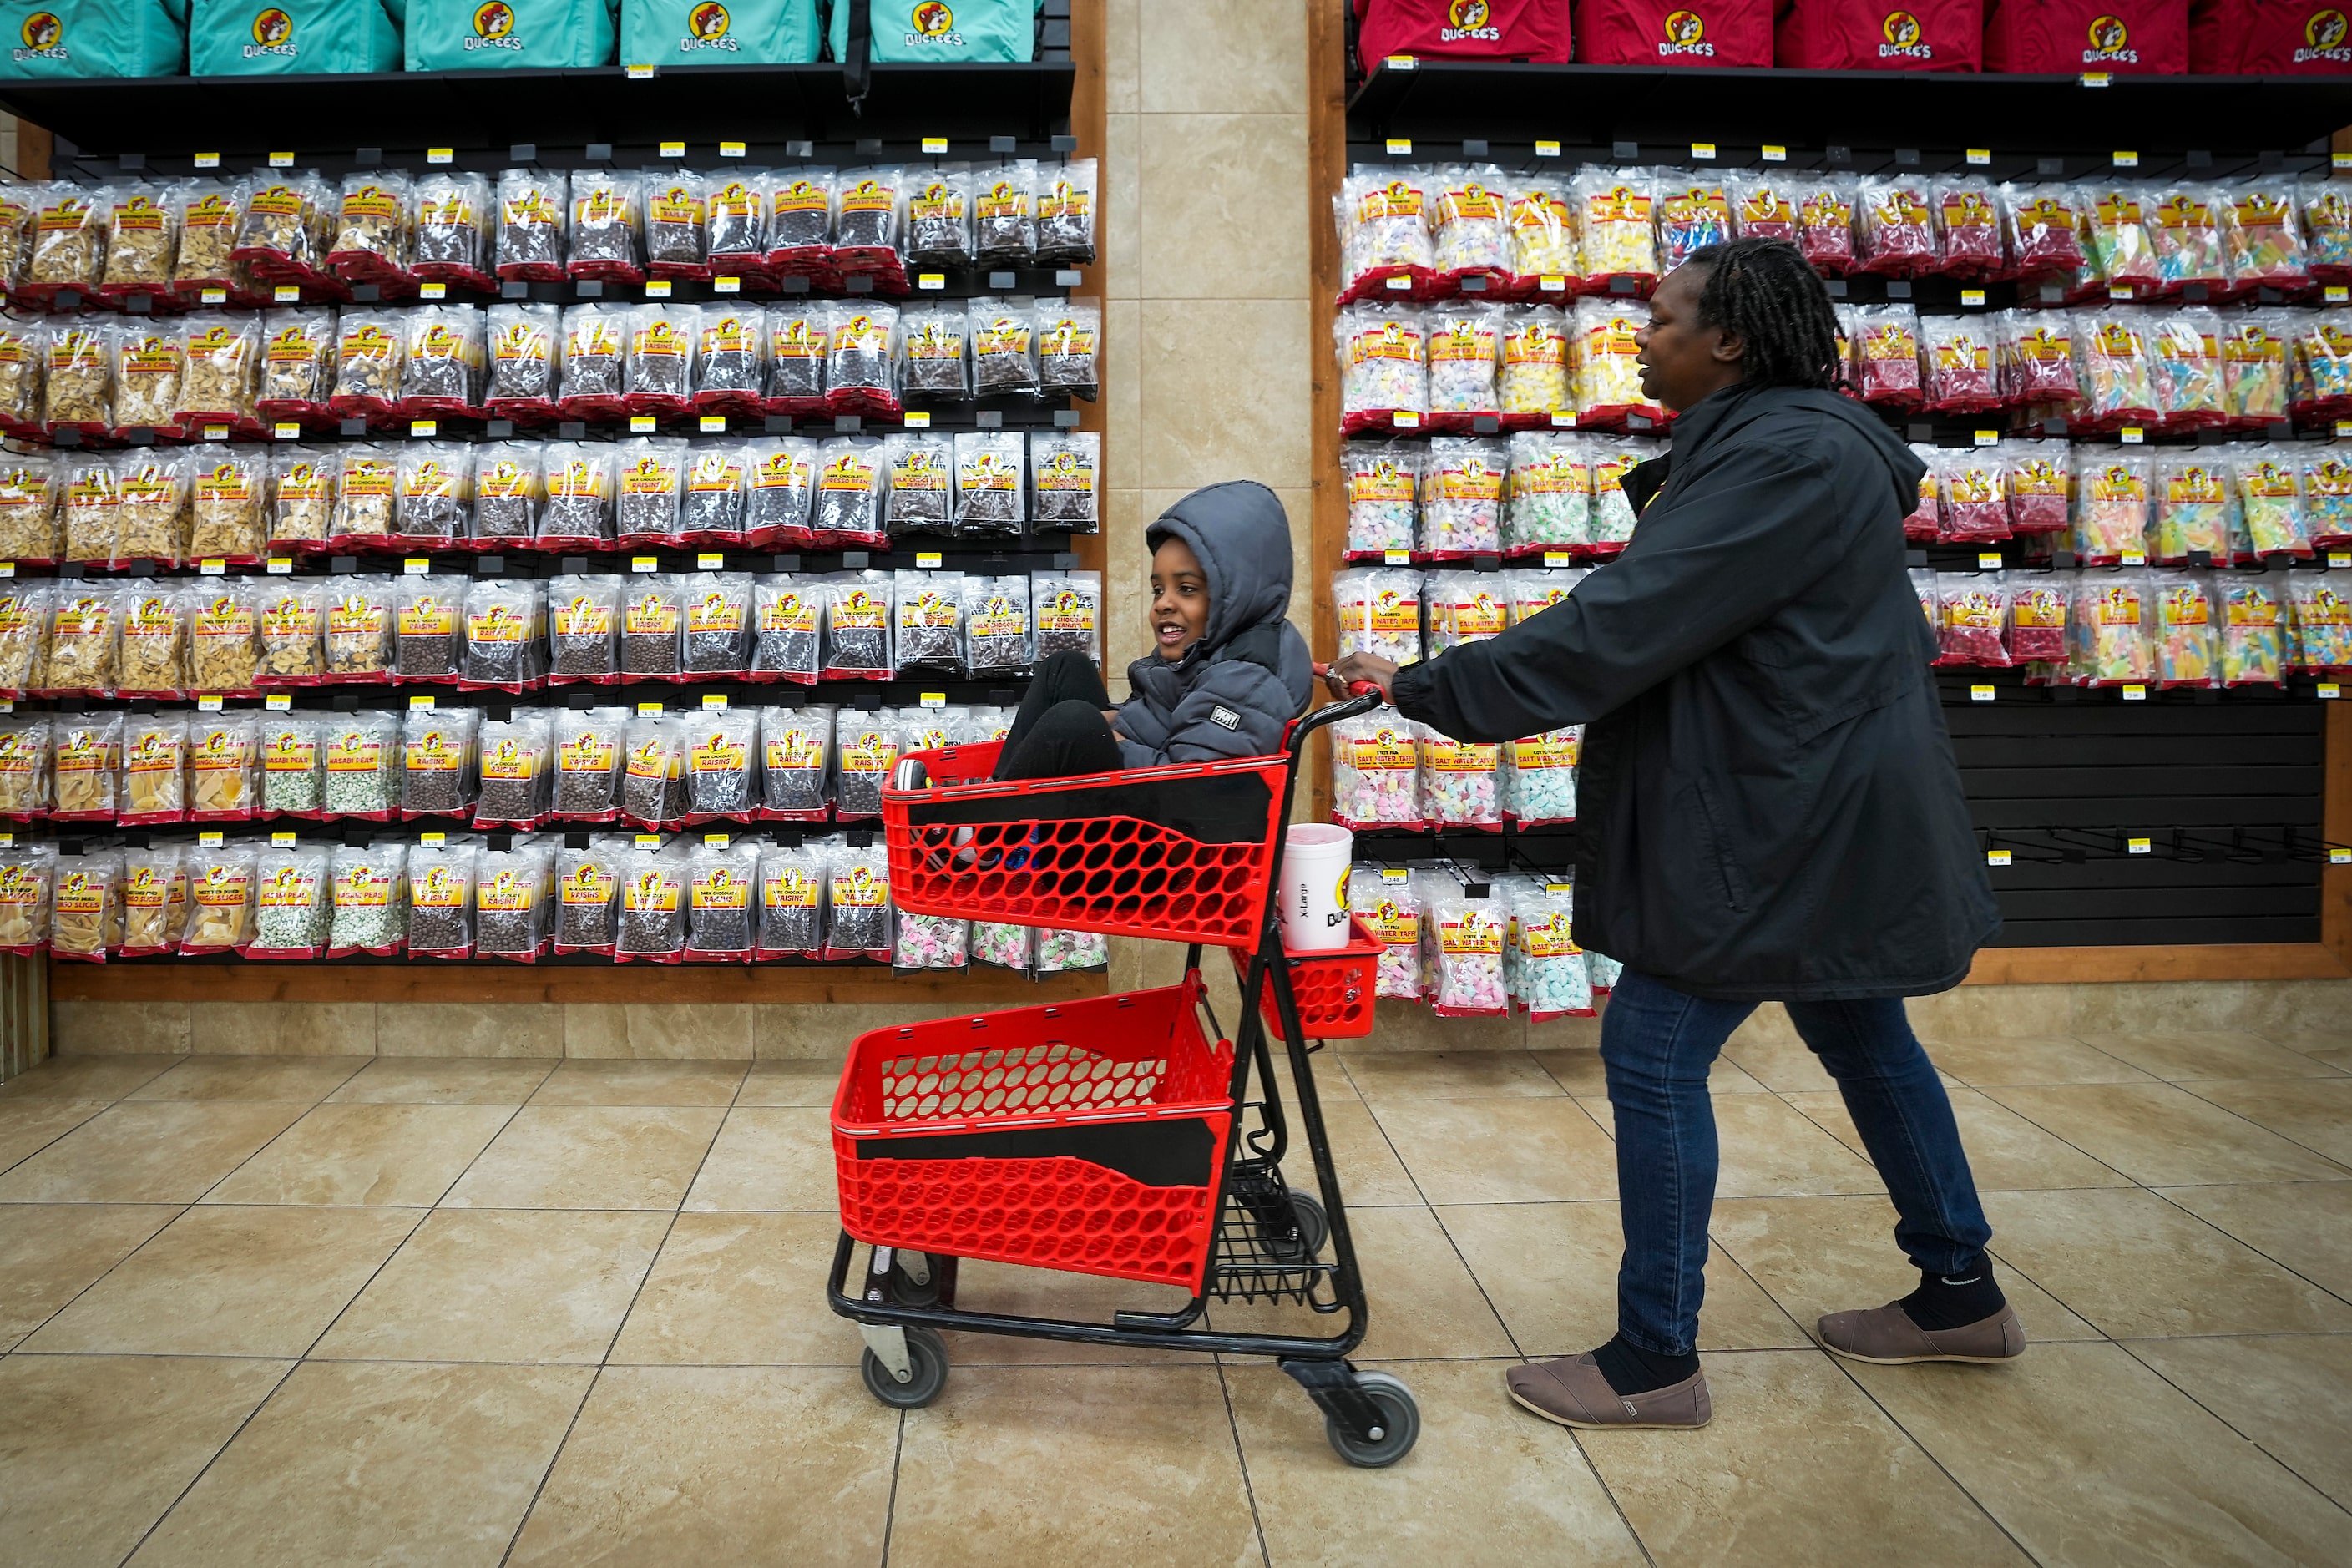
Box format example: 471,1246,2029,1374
1599,968,1995,1357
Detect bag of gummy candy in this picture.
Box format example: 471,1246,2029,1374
1329,709,1423,830
2152,448,2233,561
1501,725,1578,826
2072,570,2156,686
1935,573,2011,667
1513,877,1592,1022
1424,301,1501,424
2006,574,2069,663
1336,165,1434,297
2289,574,2352,675
1571,166,1656,291
1334,565,1423,665
1792,173,1857,275
2071,448,2153,564
2289,311,2352,422
1999,308,2081,409
2221,309,2291,427
2299,447,2352,549
1418,437,1505,559
1932,176,2004,278
1343,439,1419,561
1586,436,1659,554
2081,183,2161,291
2303,179,2352,284
1336,301,1427,434
2228,445,2313,559
1503,430,1587,556
2002,183,2085,279
2220,575,2285,686
1849,304,1923,409
1901,443,1941,542
1417,722,1501,829
2149,307,2226,428
1425,570,1507,656
1426,881,1507,1018
1505,565,1581,627
1497,304,1569,424
1429,163,1510,282
1571,296,1658,426
1856,175,1935,278
2220,177,2310,291
2148,182,2228,293
1504,173,1577,289
1653,174,1732,274
2076,309,2159,429
1348,863,1424,1001
1923,316,1998,413
2152,570,2220,690
1936,448,2010,544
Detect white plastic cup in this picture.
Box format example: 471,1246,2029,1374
1277,823,1355,952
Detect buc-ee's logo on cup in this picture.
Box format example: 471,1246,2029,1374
13,9,65,60
245,6,296,55
1879,9,1933,58
1659,8,1713,56
2084,13,2137,61
680,0,737,51
466,0,523,51
2302,8,2352,62
904,1,962,46
1441,0,1498,43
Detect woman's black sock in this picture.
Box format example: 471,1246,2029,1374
1591,1333,1701,1395
1898,1258,2007,1331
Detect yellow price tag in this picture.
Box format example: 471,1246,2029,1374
659,140,685,158
916,550,943,569
645,280,672,298
1691,142,1717,160
266,557,293,574
1535,140,1562,158
630,414,658,432
903,411,931,428
699,414,726,432
1966,149,1990,165
921,137,948,154
704,832,731,847
918,272,946,291
631,556,658,573
427,148,453,164
625,63,655,78
2122,683,2147,701
1385,139,1412,155
196,695,224,711
2112,150,2138,168
920,691,947,708
1542,551,1572,567
408,694,434,710
719,141,746,158
419,281,448,300
1960,288,1985,306
420,832,447,847
273,422,299,440
713,276,741,293
2127,837,2152,854
199,558,225,575
636,701,664,716
1761,144,1787,163
1986,849,2011,866
199,830,225,847
271,830,296,847
402,557,429,575
410,420,437,438
1393,411,1420,428
1970,684,1995,701
202,287,228,305
194,152,220,169
696,552,724,569
273,285,301,302
701,693,728,711
266,694,291,711
635,833,660,847
268,150,294,167
2120,426,2145,443
1976,553,2002,569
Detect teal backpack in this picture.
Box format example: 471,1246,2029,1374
404,0,613,68
825,0,1040,63
0,0,185,77
188,0,400,73
620,0,816,64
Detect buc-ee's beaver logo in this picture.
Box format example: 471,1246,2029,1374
247,7,294,53
1441,0,1498,42
905,1,962,45
14,10,64,58
2084,13,2139,62
1660,9,1712,55
2303,8,2352,61
467,0,523,49
1879,9,1933,58
680,0,737,50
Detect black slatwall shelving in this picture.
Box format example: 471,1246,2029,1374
1342,61,2349,950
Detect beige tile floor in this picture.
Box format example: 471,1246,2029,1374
3,1029,2349,1566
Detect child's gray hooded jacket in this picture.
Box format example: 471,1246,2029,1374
1115,482,1313,766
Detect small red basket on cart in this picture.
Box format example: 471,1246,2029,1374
833,977,1237,1288
1230,917,1383,1041
883,740,1290,948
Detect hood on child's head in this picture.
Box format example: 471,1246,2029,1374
1145,481,1292,655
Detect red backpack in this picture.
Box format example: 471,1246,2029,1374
1773,0,1983,69
1984,0,2187,73
1573,0,1773,64
1353,0,1574,64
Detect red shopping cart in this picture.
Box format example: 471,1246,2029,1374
826,686,1421,1466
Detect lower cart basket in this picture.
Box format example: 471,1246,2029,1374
832,978,1237,1290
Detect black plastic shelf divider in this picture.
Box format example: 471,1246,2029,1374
0,63,1078,158
1345,61,2352,159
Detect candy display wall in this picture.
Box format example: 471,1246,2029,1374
0,112,1113,981
1318,71,2352,996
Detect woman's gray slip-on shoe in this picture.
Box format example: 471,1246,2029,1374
1505,1354,1712,1430
1817,1302,2027,1365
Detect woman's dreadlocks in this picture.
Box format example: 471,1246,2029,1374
1679,237,1844,392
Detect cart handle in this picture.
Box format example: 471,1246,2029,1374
1292,673,1384,756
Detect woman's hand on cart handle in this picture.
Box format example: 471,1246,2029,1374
1322,655,1396,704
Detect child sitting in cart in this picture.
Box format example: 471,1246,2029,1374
993,481,1315,779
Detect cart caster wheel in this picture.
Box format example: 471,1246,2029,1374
892,1252,940,1308
861,1327,948,1409
1275,1191,1328,1260
1325,1372,1419,1469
